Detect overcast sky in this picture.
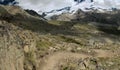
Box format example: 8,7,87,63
16,0,74,12
16,0,120,12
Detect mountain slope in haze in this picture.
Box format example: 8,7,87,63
50,9,120,29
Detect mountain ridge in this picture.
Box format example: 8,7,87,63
42,0,118,18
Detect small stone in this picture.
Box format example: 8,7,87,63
77,47,81,50
24,45,29,53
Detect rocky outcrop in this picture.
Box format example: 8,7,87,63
25,9,46,20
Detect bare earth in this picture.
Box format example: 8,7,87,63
39,49,114,70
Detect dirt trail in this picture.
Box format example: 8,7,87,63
93,49,114,57
39,49,114,70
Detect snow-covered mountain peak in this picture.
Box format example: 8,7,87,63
40,0,119,17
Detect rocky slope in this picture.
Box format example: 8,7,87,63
0,5,45,70
0,20,36,70
50,9,120,28
0,5,120,70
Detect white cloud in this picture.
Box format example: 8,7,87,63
16,0,74,12
16,0,120,12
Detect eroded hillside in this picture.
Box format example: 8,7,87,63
0,5,120,70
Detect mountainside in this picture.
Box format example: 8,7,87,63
50,9,120,30
0,5,51,70
0,6,35,70
0,5,120,70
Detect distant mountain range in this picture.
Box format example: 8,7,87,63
40,0,118,17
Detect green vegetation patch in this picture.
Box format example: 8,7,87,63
0,6,8,14
36,39,54,50
59,35,83,45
